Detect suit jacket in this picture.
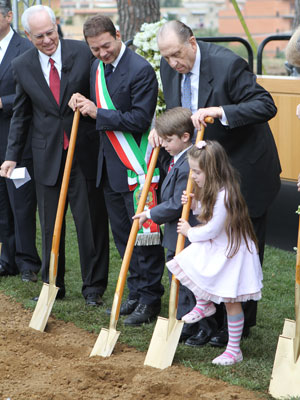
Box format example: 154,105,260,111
150,151,198,252
90,46,158,191
0,31,32,160
160,41,281,218
6,39,99,185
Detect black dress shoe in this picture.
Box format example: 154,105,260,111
179,322,201,342
106,298,139,316
21,270,38,283
31,286,65,301
85,293,103,306
185,328,212,347
123,303,160,326
209,328,228,347
0,264,10,277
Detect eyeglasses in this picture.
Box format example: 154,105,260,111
31,28,56,42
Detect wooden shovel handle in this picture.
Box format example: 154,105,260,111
113,146,160,318
170,117,214,313
297,214,300,285
52,109,80,275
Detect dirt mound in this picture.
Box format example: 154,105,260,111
0,293,262,400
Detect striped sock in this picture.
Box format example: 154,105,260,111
225,311,244,359
182,297,216,323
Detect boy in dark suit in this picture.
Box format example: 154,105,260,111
133,107,214,339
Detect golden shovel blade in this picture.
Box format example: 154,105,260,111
144,316,184,370
269,318,300,399
90,327,121,358
29,283,59,332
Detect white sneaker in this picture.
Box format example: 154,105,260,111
212,351,243,366
182,302,216,324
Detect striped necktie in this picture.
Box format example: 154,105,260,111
182,72,192,110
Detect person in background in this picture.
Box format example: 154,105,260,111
0,0,41,282
150,20,281,347
0,5,109,306
69,14,165,326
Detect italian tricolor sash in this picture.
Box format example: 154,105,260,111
95,60,160,246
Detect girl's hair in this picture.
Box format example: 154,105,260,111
188,140,257,258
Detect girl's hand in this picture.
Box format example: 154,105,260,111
181,190,194,205
132,211,148,229
296,104,300,119
177,218,191,237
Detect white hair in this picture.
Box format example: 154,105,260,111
21,5,56,33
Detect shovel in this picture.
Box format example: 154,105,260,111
269,212,300,398
29,109,80,332
144,117,214,369
90,146,160,357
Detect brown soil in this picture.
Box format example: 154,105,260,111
0,293,263,400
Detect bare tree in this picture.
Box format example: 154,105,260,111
117,0,160,42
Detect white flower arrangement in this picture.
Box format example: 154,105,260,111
133,19,167,115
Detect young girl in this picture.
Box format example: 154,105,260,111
166,140,263,366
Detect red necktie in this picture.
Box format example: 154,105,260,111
168,157,174,173
49,58,69,150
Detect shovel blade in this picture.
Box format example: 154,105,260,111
29,283,59,332
269,319,300,399
144,316,184,369
90,327,121,358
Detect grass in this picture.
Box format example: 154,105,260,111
0,209,299,399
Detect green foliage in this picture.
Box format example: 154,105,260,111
160,0,182,7
0,209,298,397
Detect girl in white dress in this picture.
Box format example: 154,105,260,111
166,140,263,366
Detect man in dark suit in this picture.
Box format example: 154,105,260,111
69,14,165,326
151,20,281,346
1,5,109,306
0,0,41,282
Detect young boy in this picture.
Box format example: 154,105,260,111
134,107,203,339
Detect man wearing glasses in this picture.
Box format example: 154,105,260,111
1,5,109,307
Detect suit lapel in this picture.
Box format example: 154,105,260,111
161,151,188,193
0,33,20,81
60,39,74,108
197,41,213,109
107,47,130,98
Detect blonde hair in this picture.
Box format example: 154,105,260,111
188,140,257,257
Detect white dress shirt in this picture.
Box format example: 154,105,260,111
0,27,14,63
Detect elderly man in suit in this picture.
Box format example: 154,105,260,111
1,5,109,306
69,14,165,326
0,0,41,282
150,20,281,346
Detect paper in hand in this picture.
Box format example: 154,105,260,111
9,167,31,189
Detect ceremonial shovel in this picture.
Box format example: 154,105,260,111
29,110,80,332
269,212,300,398
90,146,160,357
144,117,214,370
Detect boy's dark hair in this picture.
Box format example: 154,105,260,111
83,14,116,41
155,107,194,139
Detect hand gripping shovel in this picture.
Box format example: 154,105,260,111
144,117,214,369
90,146,160,358
269,211,300,398
29,110,80,332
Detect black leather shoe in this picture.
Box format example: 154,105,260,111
85,293,103,306
123,303,160,326
209,328,228,347
31,286,65,301
0,264,10,277
106,298,139,316
179,322,201,342
185,328,212,347
21,270,38,283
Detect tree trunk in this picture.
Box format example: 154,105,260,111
117,0,160,42
293,0,300,30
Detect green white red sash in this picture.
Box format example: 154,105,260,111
95,60,160,245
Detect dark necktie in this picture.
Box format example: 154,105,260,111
168,157,174,173
49,58,69,150
182,72,192,110
105,63,113,84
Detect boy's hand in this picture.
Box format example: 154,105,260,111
132,211,148,229
177,218,191,237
